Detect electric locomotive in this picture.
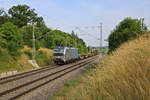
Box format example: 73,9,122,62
53,46,78,64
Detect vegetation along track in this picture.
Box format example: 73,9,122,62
0,56,98,100
0,56,94,84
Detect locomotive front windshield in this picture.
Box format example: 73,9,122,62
54,49,64,53
54,48,64,56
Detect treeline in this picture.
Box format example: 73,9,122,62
108,18,148,52
0,4,88,56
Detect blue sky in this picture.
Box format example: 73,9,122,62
0,0,150,46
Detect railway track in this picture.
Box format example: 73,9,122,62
0,56,98,100
0,56,94,84
0,65,58,84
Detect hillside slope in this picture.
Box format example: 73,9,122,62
54,33,150,100
0,46,53,73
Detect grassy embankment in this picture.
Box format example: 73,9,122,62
51,33,150,100
0,46,53,73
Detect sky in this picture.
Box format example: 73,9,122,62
0,0,150,47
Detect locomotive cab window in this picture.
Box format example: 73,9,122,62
54,49,64,53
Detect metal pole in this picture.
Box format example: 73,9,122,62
99,23,102,59
141,18,144,33
76,33,77,48
32,24,36,61
75,27,78,48
100,23,102,49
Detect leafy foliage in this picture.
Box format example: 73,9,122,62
0,9,9,27
8,4,44,27
40,30,88,54
108,18,148,52
0,30,6,48
0,22,23,51
24,50,32,59
7,41,21,57
0,4,88,58
35,50,51,66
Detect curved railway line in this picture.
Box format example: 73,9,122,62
0,55,98,100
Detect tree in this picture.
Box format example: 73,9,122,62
0,30,6,48
19,25,33,44
42,31,55,49
0,9,9,27
20,25,43,48
34,17,45,27
0,4,88,55
8,4,44,27
108,18,148,52
0,22,23,54
71,31,77,47
37,24,51,40
20,24,51,49
0,9,4,15
77,38,88,54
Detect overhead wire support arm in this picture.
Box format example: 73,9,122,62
32,24,36,61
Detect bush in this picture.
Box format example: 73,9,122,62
35,50,50,66
7,42,21,57
28,40,40,50
0,47,2,54
108,18,148,52
24,50,32,59
0,32,6,48
0,22,23,50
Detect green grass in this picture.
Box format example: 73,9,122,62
64,79,80,88
35,50,52,67
0,49,21,73
24,50,32,59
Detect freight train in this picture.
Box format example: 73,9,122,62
53,46,98,65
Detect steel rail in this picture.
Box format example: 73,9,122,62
0,56,97,99
11,59,97,100
0,56,94,84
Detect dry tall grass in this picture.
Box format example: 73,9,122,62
20,45,33,53
39,47,53,59
19,46,53,68
20,46,53,59
0,46,53,73
66,33,150,100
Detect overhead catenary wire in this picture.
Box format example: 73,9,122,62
75,27,99,40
